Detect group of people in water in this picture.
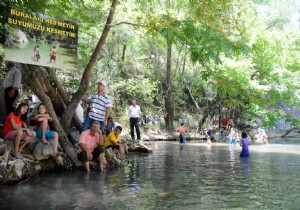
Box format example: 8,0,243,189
32,44,58,63
178,119,270,159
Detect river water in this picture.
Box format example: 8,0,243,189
0,140,300,210
5,40,77,70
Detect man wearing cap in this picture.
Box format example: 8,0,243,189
82,80,111,132
3,61,22,115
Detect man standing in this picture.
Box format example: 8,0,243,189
128,99,141,141
77,121,105,171
3,61,22,115
82,80,111,132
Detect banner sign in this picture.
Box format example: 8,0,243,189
5,6,78,70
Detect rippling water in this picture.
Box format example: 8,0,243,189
1,140,300,210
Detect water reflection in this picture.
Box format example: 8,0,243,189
1,141,300,209
229,144,236,164
179,144,185,168
205,144,212,161
240,157,251,180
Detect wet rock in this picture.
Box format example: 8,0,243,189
105,148,123,166
128,141,152,153
28,137,40,151
33,142,57,160
13,159,25,177
55,156,64,166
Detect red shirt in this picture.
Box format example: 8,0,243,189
221,118,228,126
2,112,25,137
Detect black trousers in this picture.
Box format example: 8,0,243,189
77,146,105,163
4,87,19,115
130,117,141,140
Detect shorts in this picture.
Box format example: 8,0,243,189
4,130,27,142
179,134,186,143
36,126,55,139
50,54,56,61
77,146,105,163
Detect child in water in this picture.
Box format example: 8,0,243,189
206,127,213,145
34,103,62,159
33,44,37,59
35,45,40,62
240,131,250,157
49,46,57,63
229,127,236,144
178,123,187,144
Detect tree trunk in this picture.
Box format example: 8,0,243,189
0,88,6,124
164,39,174,131
22,64,81,166
218,100,222,129
60,0,119,134
45,67,83,132
39,69,65,116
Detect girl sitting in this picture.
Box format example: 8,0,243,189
34,103,62,159
2,103,36,158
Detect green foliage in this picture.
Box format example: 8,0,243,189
1,0,299,129
110,76,158,111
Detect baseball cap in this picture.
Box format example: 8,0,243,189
98,80,106,87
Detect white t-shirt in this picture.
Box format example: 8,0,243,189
128,105,141,118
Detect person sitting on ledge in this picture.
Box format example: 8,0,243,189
34,103,62,159
104,126,127,156
77,121,105,172
2,103,36,159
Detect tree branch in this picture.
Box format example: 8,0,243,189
107,21,140,28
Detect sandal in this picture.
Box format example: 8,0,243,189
41,138,48,144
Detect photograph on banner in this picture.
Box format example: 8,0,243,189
4,6,78,70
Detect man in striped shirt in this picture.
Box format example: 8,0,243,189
3,61,22,115
82,80,111,132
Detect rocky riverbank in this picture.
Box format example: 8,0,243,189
0,136,153,186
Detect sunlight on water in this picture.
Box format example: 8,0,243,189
0,140,299,209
